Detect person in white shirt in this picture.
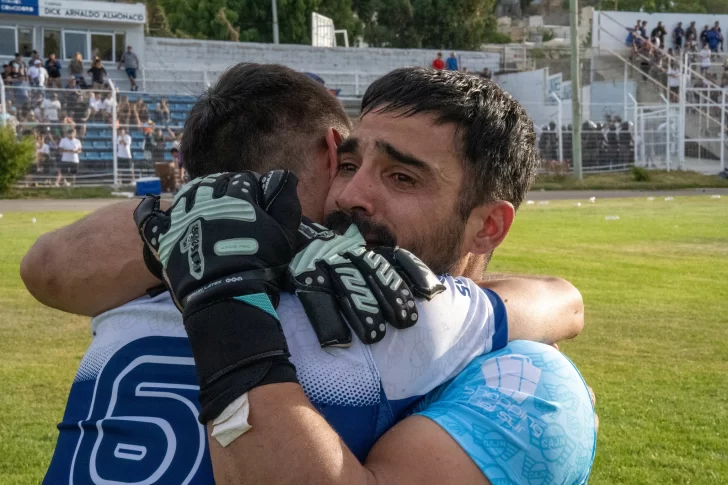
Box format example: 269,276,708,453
116,128,134,184
667,62,680,101
28,59,49,88
42,93,62,123
88,92,102,118
56,129,82,186
700,44,712,75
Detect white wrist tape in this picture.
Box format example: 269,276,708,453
210,392,252,447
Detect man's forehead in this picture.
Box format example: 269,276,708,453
350,111,462,181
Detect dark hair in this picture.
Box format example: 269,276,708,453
361,67,537,212
181,63,351,179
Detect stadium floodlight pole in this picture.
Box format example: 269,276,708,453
272,0,280,44
569,0,583,179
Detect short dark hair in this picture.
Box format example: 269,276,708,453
181,63,351,179
361,67,537,212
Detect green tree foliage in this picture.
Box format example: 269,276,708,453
144,0,508,49
0,126,35,194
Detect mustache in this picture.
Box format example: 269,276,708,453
323,210,398,247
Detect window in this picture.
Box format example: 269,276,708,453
91,33,114,61
18,27,33,57
44,29,62,58
64,31,88,60
0,27,14,57
115,33,126,63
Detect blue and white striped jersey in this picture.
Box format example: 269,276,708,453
44,275,507,484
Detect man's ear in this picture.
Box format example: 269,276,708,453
464,201,515,255
325,127,343,182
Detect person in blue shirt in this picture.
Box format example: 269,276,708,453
446,52,459,71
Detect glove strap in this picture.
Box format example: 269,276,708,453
184,295,298,424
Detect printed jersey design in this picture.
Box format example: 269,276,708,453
44,276,506,484
414,340,596,485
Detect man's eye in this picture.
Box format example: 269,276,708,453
338,162,358,173
391,173,416,186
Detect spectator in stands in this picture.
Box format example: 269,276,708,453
446,52,458,71
116,127,134,183
56,128,82,186
60,110,74,131
639,21,648,39
68,52,85,84
667,61,680,101
709,24,722,53
673,22,684,52
151,127,167,163
715,22,723,52
1,64,10,83
155,96,171,125
132,97,149,127
30,50,41,65
651,22,667,49
118,46,140,92
479,67,491,80
700,43,712,75
87,58,107,90
88,92,102,119
101,92,116,123
686,21,697,45
432,52,445,70
28,60,49,88
74,104,90,139
42,93,61,125
13,53,27,78
700,25,710,48
45,53,62,89
117,95,132,127
36,132,50,173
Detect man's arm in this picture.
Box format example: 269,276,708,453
20,200,164,316
208,384,488,485
478,274,584,343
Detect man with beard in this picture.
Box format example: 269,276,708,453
23,65,592,484
143,67,595,485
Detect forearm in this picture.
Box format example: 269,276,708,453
20,200,162,316
478,275,584,343
208,384,376,485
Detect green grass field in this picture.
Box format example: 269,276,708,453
1,196,726,484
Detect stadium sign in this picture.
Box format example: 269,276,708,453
1,0,146,23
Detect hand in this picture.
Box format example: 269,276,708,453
286,219,446,346
134,171,302,423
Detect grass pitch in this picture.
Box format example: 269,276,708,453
1,196,726,484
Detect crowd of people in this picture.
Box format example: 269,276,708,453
627,19,724,55
431,51,493,80
1,46,185,187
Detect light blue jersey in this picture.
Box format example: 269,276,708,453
415,340,596,484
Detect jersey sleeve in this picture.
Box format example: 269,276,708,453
369,275,508,402
413,341,596,485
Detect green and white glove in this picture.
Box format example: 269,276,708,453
285,218,446,347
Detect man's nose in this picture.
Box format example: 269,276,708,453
336,170,376,216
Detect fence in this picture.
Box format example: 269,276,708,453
3,85,185,187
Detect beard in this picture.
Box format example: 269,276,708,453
323,210,467,276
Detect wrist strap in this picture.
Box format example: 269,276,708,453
184,295,298,424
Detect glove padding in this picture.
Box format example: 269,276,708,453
286,218,446,347
134,171,300,311
134,171,302,424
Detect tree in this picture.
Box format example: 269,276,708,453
0,126,35,195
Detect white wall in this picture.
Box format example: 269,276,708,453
143,37,501,96
593,10,728,51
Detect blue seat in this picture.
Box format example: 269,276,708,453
133,151,144,160
93,141,109,150
99,151,113,161
171,112,186,121
83,151,98,160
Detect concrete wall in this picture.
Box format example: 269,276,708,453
143,37,501,96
